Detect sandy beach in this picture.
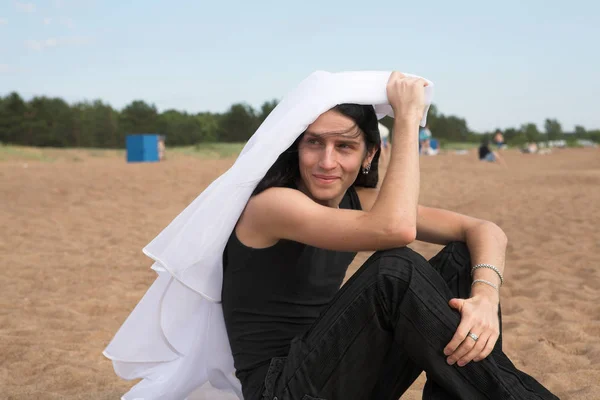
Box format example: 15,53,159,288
1,147,598,399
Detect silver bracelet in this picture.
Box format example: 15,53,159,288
471,279,499,292
472,263,504,286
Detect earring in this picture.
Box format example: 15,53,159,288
362,163,371,175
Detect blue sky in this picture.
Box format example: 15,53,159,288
1,0,598,132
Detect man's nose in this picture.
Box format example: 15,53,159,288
318,145,337,170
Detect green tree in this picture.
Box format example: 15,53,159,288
158,110,216,146
27,96,75,147
574,125,586,136
2,90,597,149
218,103,259,142
544,118,562,141
522,123,541,143
73,100,120,148
503,127,522,144
157,110,189,145
0,92,29,144
258,99,279,124
196,112,219,142
120,100,158,136
423,104,469,142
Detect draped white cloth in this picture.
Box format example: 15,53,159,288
103,71,434,400
378,122,390,140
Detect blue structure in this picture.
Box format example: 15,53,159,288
126,134,163,163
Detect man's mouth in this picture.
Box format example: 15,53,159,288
313,174,339,184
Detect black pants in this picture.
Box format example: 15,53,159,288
261,243,558,400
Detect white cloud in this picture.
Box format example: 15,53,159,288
25,36,91,51
59,16,74,28
53,0,95,9
0,18,8,25
0,64,28,73
25,39,42,50
62,36,89,45
16,2,37,13
42,16,74,28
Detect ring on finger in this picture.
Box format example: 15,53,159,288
467,332,479,342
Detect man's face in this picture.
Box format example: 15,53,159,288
297,110,371,204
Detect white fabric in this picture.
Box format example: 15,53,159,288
103,70,434,400
378,122,390,139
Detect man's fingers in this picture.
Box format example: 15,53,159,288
448,298,464,311
473,332,499,362
443,324,471,356
446,333,478,365
444,322,478,362
388,71,407,82
457,332,490,366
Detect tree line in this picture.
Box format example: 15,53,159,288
412,104,600,146
0,92,598,148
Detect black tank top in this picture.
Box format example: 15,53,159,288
221,186,362,399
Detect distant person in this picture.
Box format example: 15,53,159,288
521,142,538,154
419,124,432,155
157,136,166,161
381,135,389,149
378,122,391,167
492,130,506,149
479,137,506,166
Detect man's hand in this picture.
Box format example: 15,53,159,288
443,295,500,367
386,71,428,125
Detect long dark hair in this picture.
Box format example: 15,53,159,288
252,104,381,196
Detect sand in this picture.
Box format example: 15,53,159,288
0,147,599,399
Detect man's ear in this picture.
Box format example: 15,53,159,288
364,146,378,166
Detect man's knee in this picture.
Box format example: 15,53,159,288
367,247,438,325
431,241,471,270
426,242,472,290
444,241,470,262
375,246,428,262
370,246,430,282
